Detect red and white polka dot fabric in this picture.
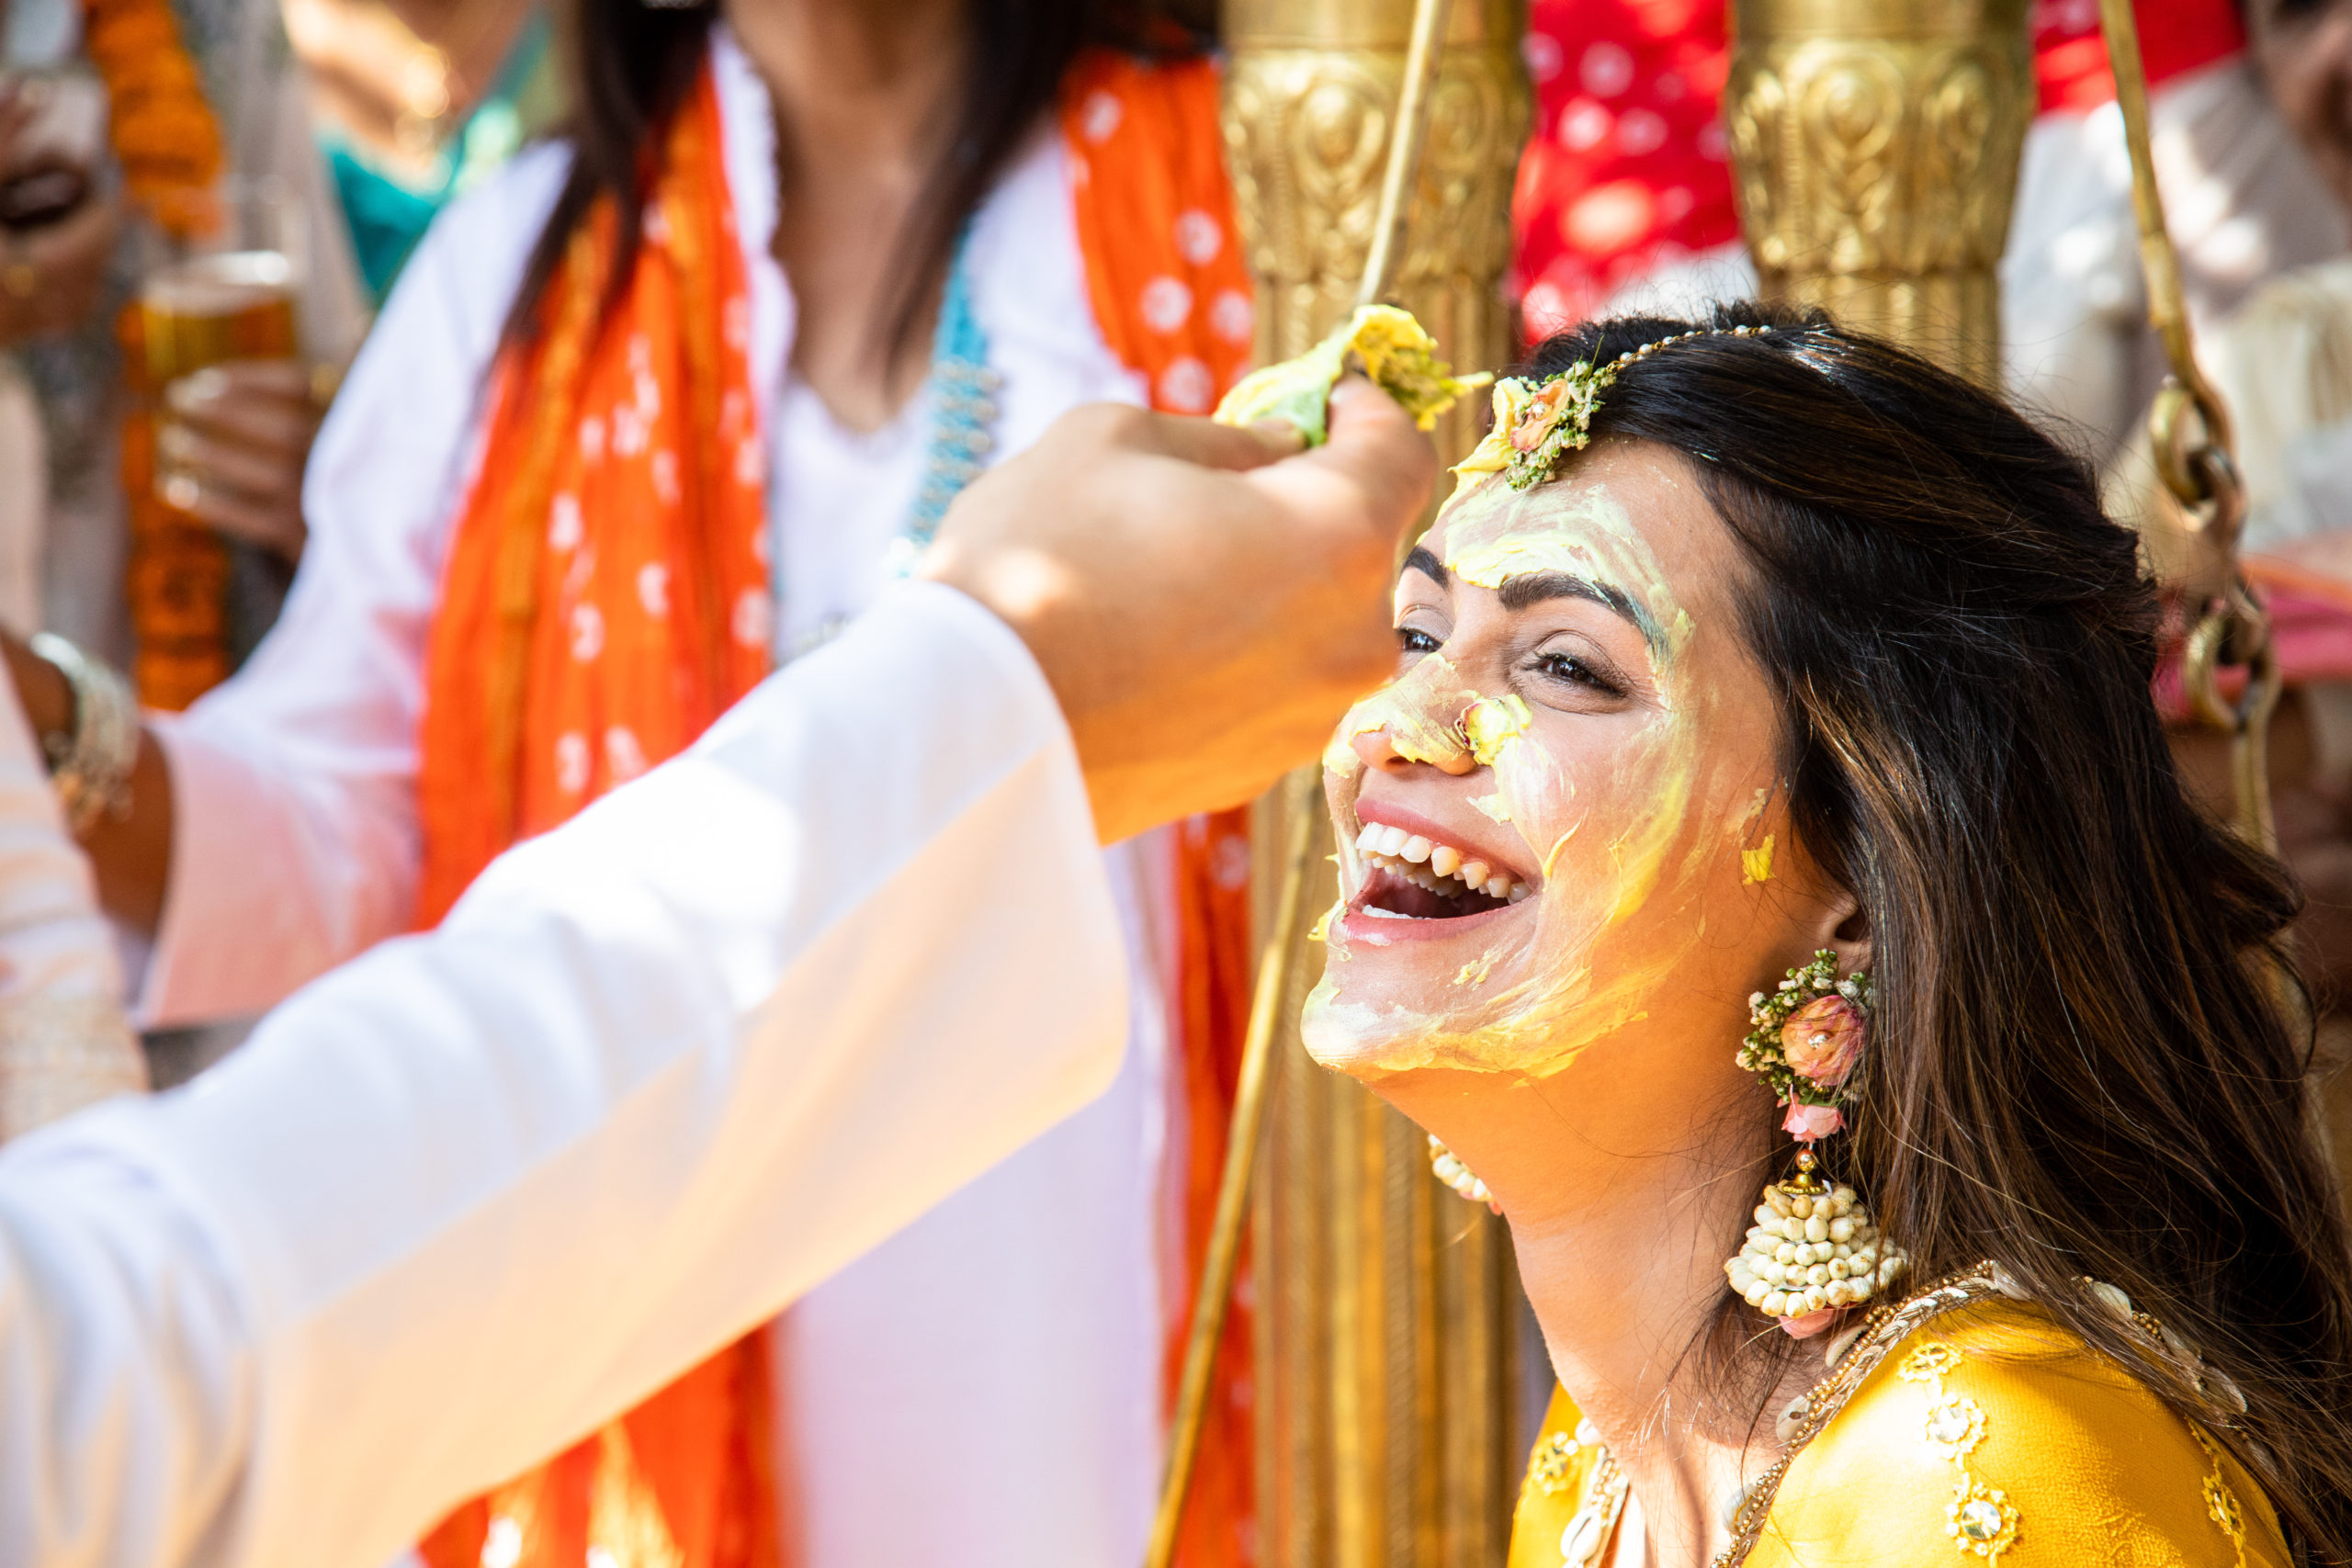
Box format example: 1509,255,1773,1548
1509,0,2247,346
1513,0,1737,344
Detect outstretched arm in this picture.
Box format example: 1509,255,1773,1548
0,385,1434,1568
0,583,1129,1568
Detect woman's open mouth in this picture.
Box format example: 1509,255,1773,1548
1340,814,1534,941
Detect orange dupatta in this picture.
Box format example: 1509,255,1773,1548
414,64,774,1568
417,48,1261,1568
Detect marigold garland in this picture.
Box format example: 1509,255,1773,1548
80,0,223,240
80,0,234,705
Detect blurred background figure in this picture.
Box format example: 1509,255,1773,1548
0,0,548,1085
1510,0,1736,343
281,0,554,307
0,2,1267,1566
1510,0,2328,462
0,45,118,643
0,0,548,704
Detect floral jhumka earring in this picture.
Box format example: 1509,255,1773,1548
1724,951,1908,1337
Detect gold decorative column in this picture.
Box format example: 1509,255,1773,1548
1724,0,2033,386
1220,6,1530,1565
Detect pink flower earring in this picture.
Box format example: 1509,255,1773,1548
1723,951,1908,1337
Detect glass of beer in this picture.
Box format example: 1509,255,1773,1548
137,249,300,395
129,249,302,708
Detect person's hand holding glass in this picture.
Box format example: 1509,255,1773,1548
142,195,322,565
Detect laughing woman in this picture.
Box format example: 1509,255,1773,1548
1315,306,2352,1567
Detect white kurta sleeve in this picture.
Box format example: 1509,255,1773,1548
0,664,145,1137
0,580,1129,1568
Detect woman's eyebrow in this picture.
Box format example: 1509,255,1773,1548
1498,570,1665,655
1401,546,1448,585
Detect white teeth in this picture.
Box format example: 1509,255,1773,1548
1363,906,1412,920
1353,825,1535,908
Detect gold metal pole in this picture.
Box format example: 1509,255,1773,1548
1223,5,1527,1562
1147,11,1456,1555
1356,0,1455,313
2097,0,2278,851
1145,768,1318,1568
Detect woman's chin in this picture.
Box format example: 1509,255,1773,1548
1304,881,1571,1073
1299,965,1515,1077
1298,985,1436,1075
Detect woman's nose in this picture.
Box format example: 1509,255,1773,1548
1350,722,1477,776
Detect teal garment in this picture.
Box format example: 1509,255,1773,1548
320,12,552,302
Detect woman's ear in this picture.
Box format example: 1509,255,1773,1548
1822,889,1871,980
1777,825,1870,976
1781,835,1869,976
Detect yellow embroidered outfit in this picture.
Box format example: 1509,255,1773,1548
1509,1296,2288,1567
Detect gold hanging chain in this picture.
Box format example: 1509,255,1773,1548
1144,1,1454,1560
2097,0,2279,851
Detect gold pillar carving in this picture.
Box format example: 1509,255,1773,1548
1223,0,1527,476
1724,0,2032,385
1220,6,1530,1565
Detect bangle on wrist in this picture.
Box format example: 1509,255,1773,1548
28,633,138,835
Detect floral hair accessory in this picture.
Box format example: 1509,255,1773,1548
1453,322,1773,494
1739,949,1871,1143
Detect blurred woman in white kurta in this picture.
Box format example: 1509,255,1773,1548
0,0,1266,1562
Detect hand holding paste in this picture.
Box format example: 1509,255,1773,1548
1213,304,1487,445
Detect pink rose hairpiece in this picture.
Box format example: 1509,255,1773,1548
1454,322,1774,494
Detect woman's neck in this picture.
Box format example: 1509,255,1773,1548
1384,1064,1815,1567
728,0,974,431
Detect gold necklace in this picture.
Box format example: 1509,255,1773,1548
1555,1446,1633,1567
1710,1262,2002,1568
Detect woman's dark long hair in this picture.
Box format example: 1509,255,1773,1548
1524,305,2352,1562
507,0,1206,352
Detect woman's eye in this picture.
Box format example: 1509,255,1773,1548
1532,649,1625,697
1398,626,1443,656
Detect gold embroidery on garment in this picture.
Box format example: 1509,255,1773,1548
2190,1427,2250,1568
1921,1391,1986,1459
1946,1475,2023,1559
1555,1450,1632,1567
1521,1428,1584,1501
1901,1340,2022,1559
